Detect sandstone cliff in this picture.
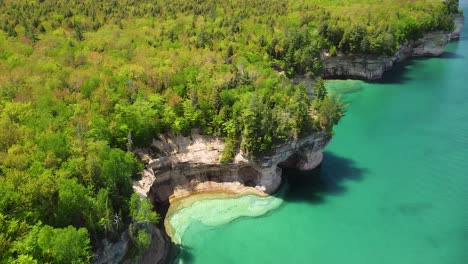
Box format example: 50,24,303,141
129,130,329,263
322,15,464,80
133,130,330,204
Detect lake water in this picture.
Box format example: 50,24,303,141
171,6,468,264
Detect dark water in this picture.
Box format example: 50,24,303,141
175,6,468,264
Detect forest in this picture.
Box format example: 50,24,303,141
0,0,457,263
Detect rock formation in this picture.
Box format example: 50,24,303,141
322,15,464,80
130,130,329,263
134,130,330,204
92,224,177,264
136,225,178,264
449,14,465,41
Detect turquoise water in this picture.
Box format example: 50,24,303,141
174,8,468,264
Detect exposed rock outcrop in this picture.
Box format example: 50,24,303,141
137,225,178,264
130,130,329,263
321,32,448,80
322,15,464,80
91,224,176,264
449,14,465,41
133,130,330,204
93,232,130,264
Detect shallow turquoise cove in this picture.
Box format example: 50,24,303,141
167,193,283,244
173,7,468,264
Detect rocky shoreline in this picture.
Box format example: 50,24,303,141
128,129,329,263
94,129,330,264
322,14,464,80
139,130,330,204
95,14,464,264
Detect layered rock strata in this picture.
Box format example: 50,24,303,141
322,16,464,80
130,130,329,263
134,130,330,204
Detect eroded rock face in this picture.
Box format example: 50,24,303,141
321,32,449,80
137,225,177,264
133,131,330,203
321,16,464,80
129,131,329,263
92,232,129,264
449,14,465,41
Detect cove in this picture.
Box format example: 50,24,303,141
171,9,468,264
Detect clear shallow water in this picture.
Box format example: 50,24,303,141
167,192,283,244
174,8,468,264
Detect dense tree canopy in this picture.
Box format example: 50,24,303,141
0,0,457,262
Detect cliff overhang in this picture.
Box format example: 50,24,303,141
133,130,331,204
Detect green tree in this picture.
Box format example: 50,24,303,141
318,94,346,132
101,148,141,213
56,178,92,227
37,225,91,264
129,193,160,225
312,78,328,105
74,23,85,41
445,0,459,13
128,194,159,256
134,230,151,253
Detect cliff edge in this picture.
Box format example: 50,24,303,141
129,130,329,263
322,14,464,80
133,130,330,204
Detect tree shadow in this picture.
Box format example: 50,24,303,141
175,245,196,263
281,152,367,204
368,50,465,84
440,52,464,59
367,60,416,85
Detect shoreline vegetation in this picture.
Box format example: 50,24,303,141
0,0,460,263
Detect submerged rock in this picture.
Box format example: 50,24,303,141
165,192,283,244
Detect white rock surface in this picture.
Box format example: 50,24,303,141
133,131,330,203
